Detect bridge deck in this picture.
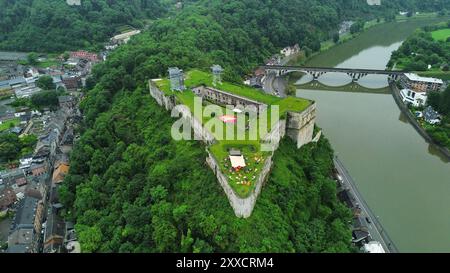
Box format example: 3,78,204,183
261,65,407,75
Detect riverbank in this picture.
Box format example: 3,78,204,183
390,82,450,161
288,13,450,68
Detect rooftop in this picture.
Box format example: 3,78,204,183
11,196,39,230
404,73,444,84
363,241,385,253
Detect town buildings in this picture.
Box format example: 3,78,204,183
7,195,43,253
2,102,79,253
0,187,16,211
400,73,444,93
399,88,428,107
69,51,99,63
423,106,441,125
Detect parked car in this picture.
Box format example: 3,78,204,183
365,216,372,224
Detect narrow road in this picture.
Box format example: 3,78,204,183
334,156,399,253
262,71,275,95
262,71,287,97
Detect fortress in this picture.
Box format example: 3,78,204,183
149,68,319,218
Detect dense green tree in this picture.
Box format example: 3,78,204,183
36,75,56,90
333,32,340,43
0,133,37,163
30,90,58,110
26,52,38,65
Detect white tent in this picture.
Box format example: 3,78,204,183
229,155,246,169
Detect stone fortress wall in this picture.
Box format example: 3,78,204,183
192,85,266,113
149,79,318,218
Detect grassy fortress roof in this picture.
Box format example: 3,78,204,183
153,69,312,198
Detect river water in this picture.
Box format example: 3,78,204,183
295,19,450,252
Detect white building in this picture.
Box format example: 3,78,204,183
66,0,81,6
367,0,381,6
399,88,427,107
14,86,42,99
111,30,141,45
19,157,33,169
362,241,385,253
280,44,300,57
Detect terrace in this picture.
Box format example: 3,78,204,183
154,69,311,198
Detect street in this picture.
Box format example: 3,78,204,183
334,156,398,253
262,71,287,97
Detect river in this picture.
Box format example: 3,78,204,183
295,19,450,252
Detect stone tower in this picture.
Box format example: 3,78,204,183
211,64,223,86
168,67,185,91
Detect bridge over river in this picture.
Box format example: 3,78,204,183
261,65,407,82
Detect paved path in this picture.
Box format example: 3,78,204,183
334,156,399,253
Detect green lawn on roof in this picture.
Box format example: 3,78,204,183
153,69,311,198
209,142,270,198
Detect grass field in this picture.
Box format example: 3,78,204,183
417,70,450,81
431,28,450,41
0,118,20,132
36,58,60,68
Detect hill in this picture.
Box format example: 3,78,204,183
56,0,449,252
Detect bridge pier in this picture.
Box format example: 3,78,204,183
308,71,325,80
347,72,368,82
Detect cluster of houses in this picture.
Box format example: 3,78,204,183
244,44,301,90
0,50,96,253
398,73,446,125
0,20,131,253
0,95,81,253
0,50,100,101
244,48,291,89
0,50,98,138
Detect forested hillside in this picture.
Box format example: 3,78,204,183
1,0,448,53
0,0,169,52
53,0,448,252
59,85,353,252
